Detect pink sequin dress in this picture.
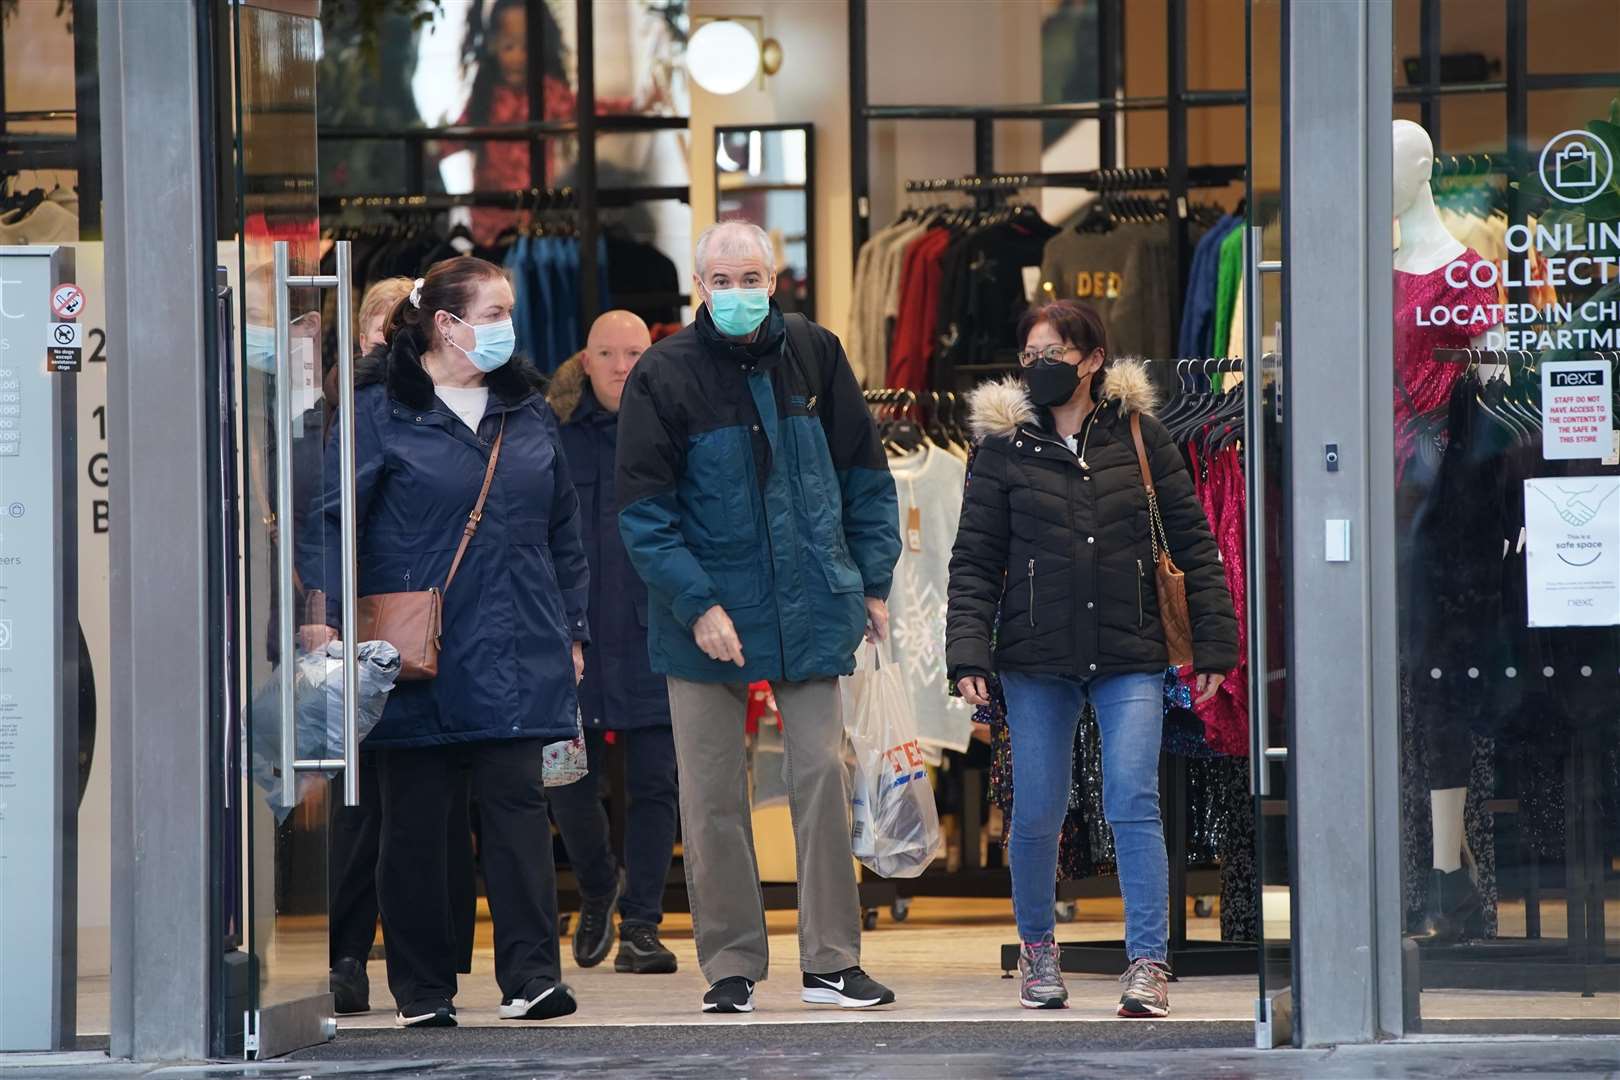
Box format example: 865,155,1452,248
1394,249,1504,465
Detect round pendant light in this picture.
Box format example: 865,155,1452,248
687,19,761,96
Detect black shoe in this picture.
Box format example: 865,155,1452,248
615,921,678,974
801,966,896,1009
702,976,755,1014
395,999,456,1028
1419,867,1485,944
330,956,370,1015
498,978,578,1021
573,869,624,969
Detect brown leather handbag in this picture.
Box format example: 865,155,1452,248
1129,413,1194,669
357,418,505,681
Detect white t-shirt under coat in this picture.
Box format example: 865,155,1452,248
436,384,490,433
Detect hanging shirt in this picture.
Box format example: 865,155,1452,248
436,384,490,433
887,444,974,752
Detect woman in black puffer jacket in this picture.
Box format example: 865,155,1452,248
945,301,1237,1017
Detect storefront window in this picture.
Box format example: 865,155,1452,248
1391,0,1619,1027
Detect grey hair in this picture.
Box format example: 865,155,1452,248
694,219,773,279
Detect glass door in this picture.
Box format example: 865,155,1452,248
1247,0,1298,1049
231,0,358,1059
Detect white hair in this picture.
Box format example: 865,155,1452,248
694,220,773,279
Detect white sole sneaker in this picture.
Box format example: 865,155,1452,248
395,1008,455,1028
701,993,755,1013
1020,996,1069,1010
800,987,891,1009
498,984,577,1021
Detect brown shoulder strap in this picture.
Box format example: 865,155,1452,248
443,415,506,595
1129,412,1156,495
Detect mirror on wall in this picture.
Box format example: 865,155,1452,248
714,123,815,320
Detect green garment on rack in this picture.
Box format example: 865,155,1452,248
1210,224,1245,360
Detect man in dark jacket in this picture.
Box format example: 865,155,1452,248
616,220,902,1015
546,310,681,976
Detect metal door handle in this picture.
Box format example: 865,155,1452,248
1244,225,1287,796
274,240,361,808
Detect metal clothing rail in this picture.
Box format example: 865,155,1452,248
903,165,1248,195
318,185,690,213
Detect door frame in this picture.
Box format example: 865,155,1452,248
1281,0,1404,1047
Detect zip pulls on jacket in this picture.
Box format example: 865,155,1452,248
1016,400,1110,470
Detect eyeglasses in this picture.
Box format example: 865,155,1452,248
1017,345,1077,368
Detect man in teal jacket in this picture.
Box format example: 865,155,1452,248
616,220,901,1016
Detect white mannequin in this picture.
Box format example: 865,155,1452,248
1394,118,1484,880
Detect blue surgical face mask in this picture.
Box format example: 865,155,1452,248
706,287,771,338
244,323,278,372
446,312,516,373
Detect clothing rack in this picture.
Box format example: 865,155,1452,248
850,0,1248,383
903,165,1248,197
316,0,688,325
318,186,689,214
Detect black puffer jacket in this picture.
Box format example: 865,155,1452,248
946,360,1238,681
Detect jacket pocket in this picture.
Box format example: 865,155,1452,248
1136,558,1145,628
1027,558,1037,627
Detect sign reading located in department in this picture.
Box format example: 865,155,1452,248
1541,360,1613,460
1524,476,1620,628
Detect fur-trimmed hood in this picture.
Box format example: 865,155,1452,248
355,347,546,413
966,357,1158,441
545,352,589,423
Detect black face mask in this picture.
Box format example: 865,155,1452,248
1025,361,1084,408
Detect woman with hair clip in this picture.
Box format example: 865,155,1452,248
946,300,1238,1018
307,255,591,1027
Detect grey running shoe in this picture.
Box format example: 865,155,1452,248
1018,938,1068,1009
1117,957,1171,1018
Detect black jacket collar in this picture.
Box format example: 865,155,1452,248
356,347,544,413
694,300,786,370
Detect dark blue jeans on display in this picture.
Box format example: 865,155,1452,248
548,726,679,925
1000,671,1168,962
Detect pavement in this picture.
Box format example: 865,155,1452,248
3,1028,1617,1079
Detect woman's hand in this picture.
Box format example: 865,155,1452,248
572,642,586,686
1195,672,1225,705
299,624,337,655
957,675,990,706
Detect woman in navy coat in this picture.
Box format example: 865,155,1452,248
311,256,589,1027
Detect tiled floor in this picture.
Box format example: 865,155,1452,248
75,896,1617,1036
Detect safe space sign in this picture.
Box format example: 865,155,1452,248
1524,476,1620,628
1540,360,1613,460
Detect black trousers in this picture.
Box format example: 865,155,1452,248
547,726,679,925
328,756,477,974
376,739,558,1006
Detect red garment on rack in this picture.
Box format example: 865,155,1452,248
1181,444,1249,756
887,228,952,393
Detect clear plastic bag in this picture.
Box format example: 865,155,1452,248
844,642,943,878
250,640,402,821
543,710,589,788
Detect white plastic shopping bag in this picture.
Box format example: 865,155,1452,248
843,642,943,878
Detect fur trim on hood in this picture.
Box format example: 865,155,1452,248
355,348,545,413
967,357,1158,441
546,352,589,423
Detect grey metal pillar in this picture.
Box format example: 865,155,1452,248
1284,0,1397,1047
100,0,215,1061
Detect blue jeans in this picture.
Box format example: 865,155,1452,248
1001,671,1168,962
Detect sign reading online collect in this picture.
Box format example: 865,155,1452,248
1414,130,1620,352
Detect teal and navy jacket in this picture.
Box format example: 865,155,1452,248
616,303,900,684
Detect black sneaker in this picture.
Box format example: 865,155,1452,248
702,976,755,1014
573,869,624,969
330,956,370,1015
615,921,678,974
801,966,896,1009
395,999,456,1028
498,978,578,1021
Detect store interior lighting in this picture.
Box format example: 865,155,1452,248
687,15,782,95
